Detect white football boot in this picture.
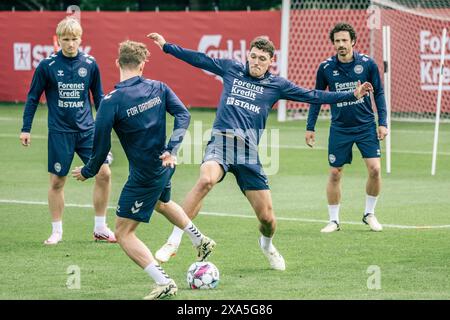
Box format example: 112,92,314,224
363,213,383,232
155,242,179,263
44,232,62,245
143,279,178,300
259,237,286,271
320,220,340,233
196,236,216,262
93,226,117,243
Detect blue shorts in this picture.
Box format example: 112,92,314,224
328,125,381,167
203,134,269,193
48,130,108,176
116,167,174,223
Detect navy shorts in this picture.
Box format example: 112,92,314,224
328,125,381,167
48,129,109,176
116,167,174,223
203,134,269,193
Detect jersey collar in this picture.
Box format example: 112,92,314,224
57,50,80,60
332,51,360,65
115,76,143,88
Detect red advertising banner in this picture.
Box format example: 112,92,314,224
286,9,371,111
0,11,281,107
286,9,450,116
375,10,450,115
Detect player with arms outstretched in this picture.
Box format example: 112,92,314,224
147,32,373,270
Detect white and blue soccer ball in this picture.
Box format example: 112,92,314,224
187,261,220,289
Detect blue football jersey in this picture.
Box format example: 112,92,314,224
22,50,103,133
81,76,190,183
163,43,359,147
307,51,387,131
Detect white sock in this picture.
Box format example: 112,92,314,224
328,204,340,224
52,221,62,234
259,235,275,252
94,216,106,230
365,195,378,215
167,226,184,246
144,262,171,285
183,222,203,247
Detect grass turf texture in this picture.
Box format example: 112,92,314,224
0,103,449,299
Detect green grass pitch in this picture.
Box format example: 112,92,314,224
0,103,449,299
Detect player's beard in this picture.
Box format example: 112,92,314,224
338,47,347,56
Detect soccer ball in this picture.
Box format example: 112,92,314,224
187,261,220,289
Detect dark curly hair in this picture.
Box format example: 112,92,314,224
329,23,357,45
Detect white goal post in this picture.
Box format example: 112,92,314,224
431,27,447,175
382,25,391,174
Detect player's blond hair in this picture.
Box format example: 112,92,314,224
56,17,82,38
118,40,150,70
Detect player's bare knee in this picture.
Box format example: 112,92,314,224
155,201,169,213
329,168,342,183
197,176,215,192
114,225,131,244
95,165,111,184
258,210,275,227
368,166,381,179
49,179,65,191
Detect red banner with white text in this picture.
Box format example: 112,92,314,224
0,11,281,107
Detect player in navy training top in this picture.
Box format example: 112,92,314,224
72,41,216,300
147,32,374,271
19,17,114,245
305,23,388,233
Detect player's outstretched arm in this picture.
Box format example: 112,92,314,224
146,32,232,77
280,79,372,105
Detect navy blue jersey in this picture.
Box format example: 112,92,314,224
163,43,358,146
307,52,387,131
22,50,103,133
81,76,190,183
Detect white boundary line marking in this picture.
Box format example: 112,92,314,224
1,199,449,230
1,133,449,156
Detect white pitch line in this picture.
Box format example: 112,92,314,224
1,133,449,156
1,198,449,230
2,116,450,132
